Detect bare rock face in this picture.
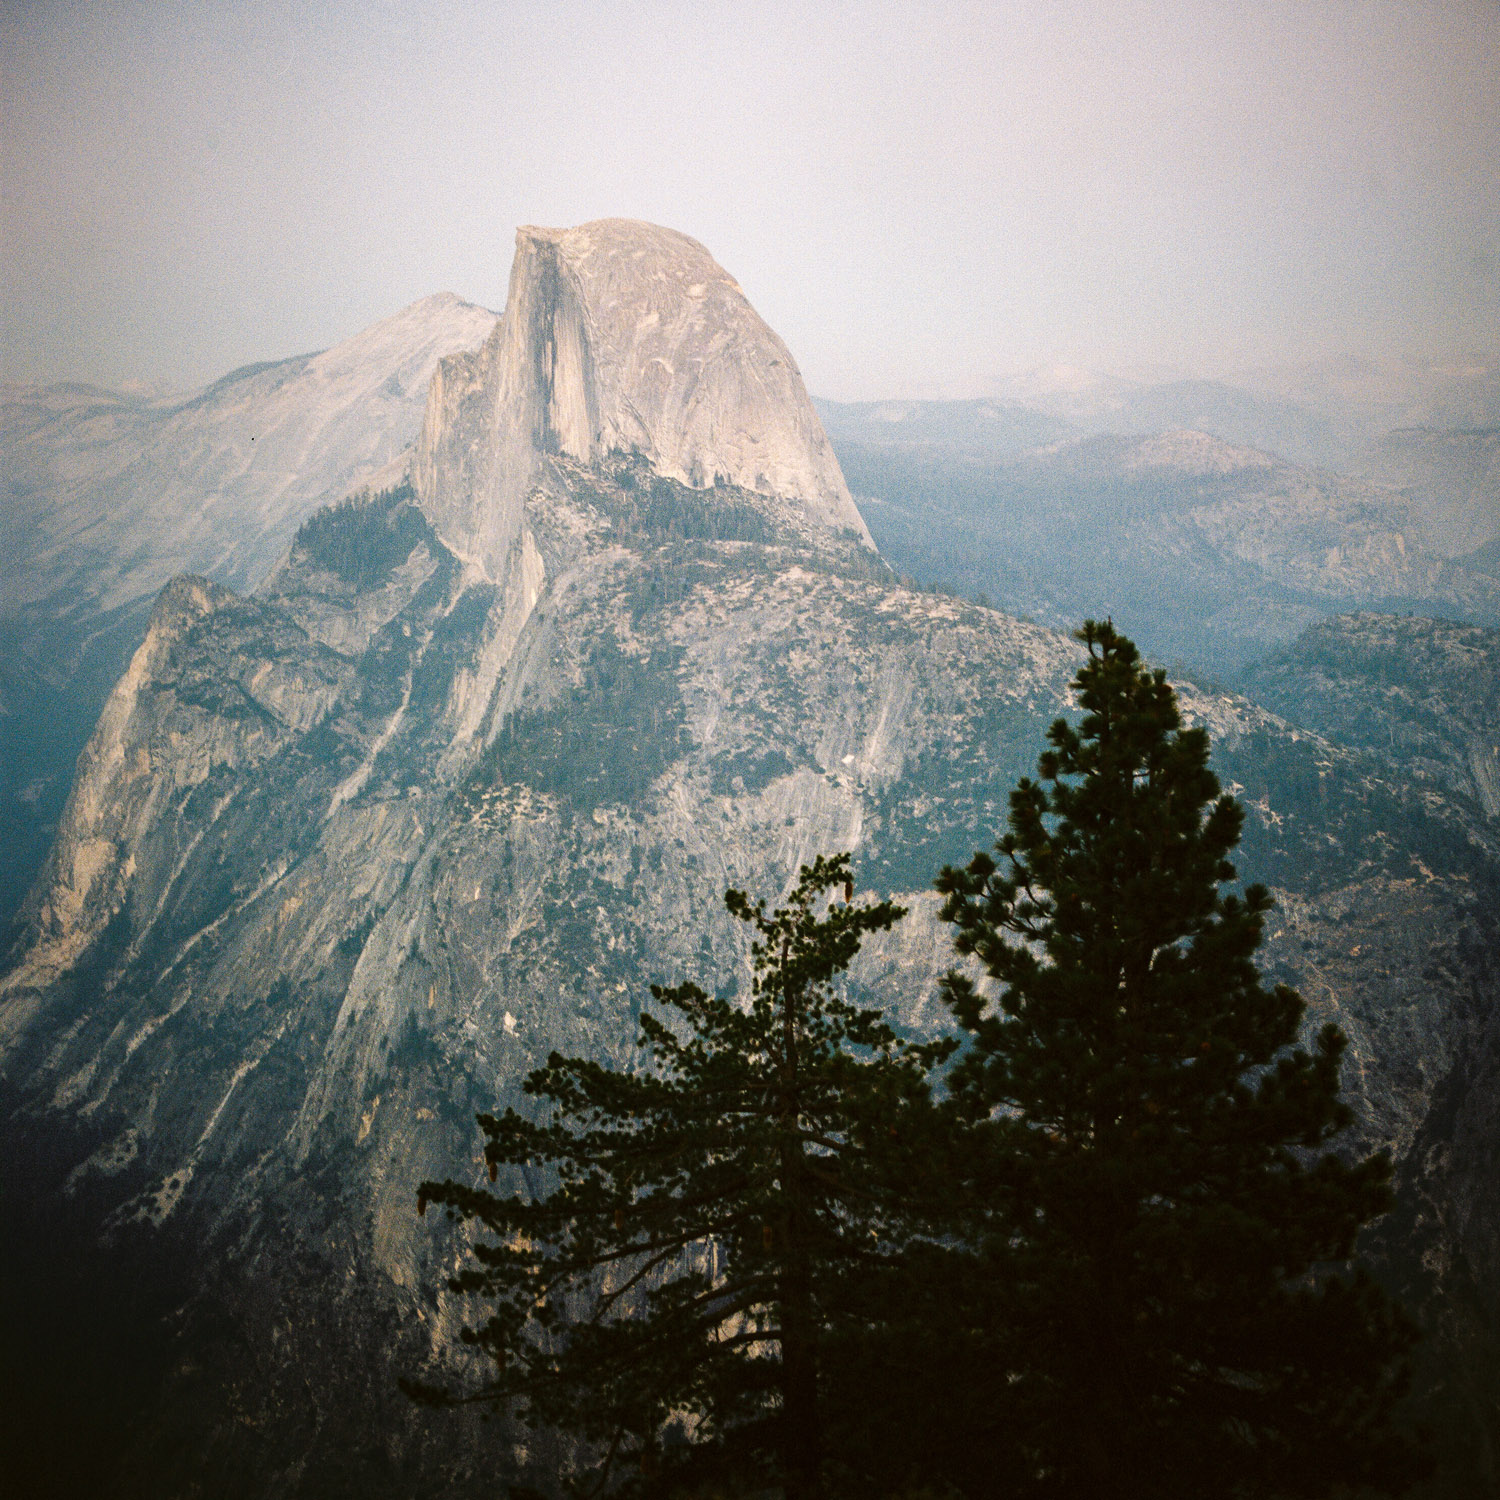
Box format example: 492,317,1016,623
0,469,1085,1497
0,294,499,928
413,219,870,575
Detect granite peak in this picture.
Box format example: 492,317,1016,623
412,218,871,575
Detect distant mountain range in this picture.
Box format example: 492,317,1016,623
839,425,1500,671
984,352,1500,463
820,354,1500,502
818,368,1500,676
816,396,1077,454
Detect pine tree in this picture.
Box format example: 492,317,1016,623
406,854,944,1499
933,620,1425,1499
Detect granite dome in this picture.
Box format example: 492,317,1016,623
413,218,871,574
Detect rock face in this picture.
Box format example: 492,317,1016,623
0,294,499,928
0,472,1085,1498
2,226,1497,1498
413,219,870,576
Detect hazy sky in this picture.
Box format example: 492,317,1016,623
2,0,1497,399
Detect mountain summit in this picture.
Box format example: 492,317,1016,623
412,219,871,575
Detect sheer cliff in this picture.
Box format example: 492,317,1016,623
411,219,870,578
1,224,1497,1498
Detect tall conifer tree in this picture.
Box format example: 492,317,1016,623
935,619,1424,1498
407,855,943,1499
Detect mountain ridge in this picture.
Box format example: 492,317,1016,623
0,292,500,928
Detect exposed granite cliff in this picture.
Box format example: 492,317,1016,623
412,219,870,577
1,469,1083,1496
0,294,500,929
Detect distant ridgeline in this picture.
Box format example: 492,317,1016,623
1,222,1497,1497
837,419,1500,674
0,293,500,931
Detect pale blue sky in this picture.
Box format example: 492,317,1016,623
3,0,1497,398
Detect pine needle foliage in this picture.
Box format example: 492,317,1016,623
407,854,944,1499
934,619,1426,1499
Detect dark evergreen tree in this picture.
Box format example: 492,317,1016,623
934,619,1425,1499
407,854,945,1499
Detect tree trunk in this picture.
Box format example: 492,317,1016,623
779,1241,820,1500
778,974,821,1499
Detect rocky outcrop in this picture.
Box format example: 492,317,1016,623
412,220,870,576
0,294,499,929
6,573,353,996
